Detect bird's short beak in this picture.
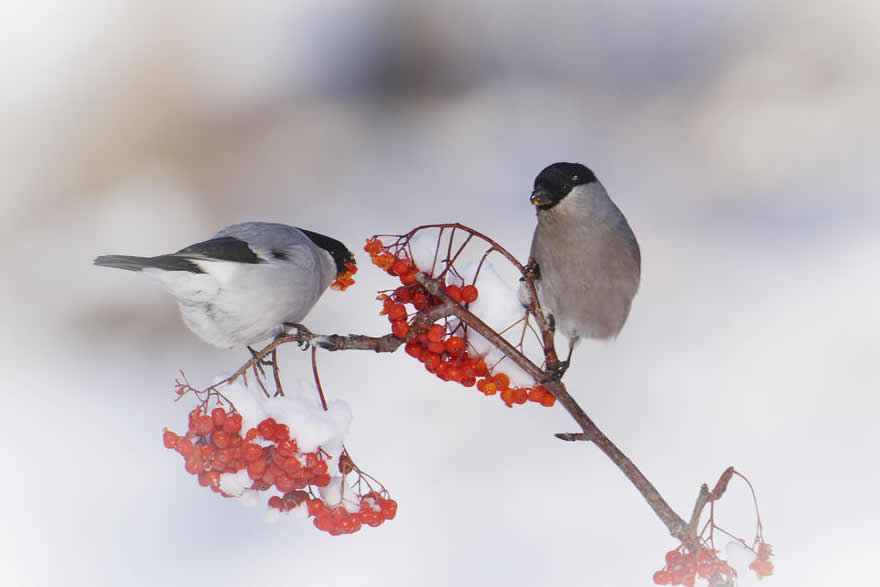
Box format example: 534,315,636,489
530,188,552,207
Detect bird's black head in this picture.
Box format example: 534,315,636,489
530,162,598,210
299,229,356,276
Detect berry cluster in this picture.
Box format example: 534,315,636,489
307,492,398,535
264,489,398,535
365,237,555,409
163,407,331,496
748,541,774,579
164,403,396,534
330,261,358,291
652,547,734,586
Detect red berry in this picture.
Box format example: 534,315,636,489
243,443,263,462
247,459,267,480
391,320,409,338
405,340,423,359
423,353,442,373
400,270,418,285
444,336,465,356
277,439,298,457
223,413,242,435
193,415,214,436
380,499,398,519
461,285,478,303
426,324,446,342
212,430,231,449
162,429,179,449
176,437,194,457
665,550,683,566
445,284,463,302
211,408,227,428
426,340,445,355
387,303,407,322
391,258,413,276
492,373,510,391
653,570,671,585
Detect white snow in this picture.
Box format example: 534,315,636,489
215,376,352,455
725,541,761,587
454,260,538,388
408,228,443,274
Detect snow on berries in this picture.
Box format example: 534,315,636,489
165,378,395,534
365,228,555,409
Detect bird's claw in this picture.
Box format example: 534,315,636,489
283,322,313,350
248,346,273,368
542,359,569,382
523,257,540,279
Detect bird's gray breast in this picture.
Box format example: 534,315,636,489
530,196,640,341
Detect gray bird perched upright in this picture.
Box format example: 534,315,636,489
94,222,356,349
525,162,641,378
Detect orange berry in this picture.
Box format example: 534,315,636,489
492,373,510,391
400,270,418,285
653,570,671,585
405,340,424,359
461,285,478,303
427,324,446,342
445,284,463,303
444,336,465,356
223,413,242,434
162,429,179,449
423,353,442,373
364,238,383,256
391,320,409,338
500,388,514,406
391,258,413,276
373,252,394,270
211,408,227,428
426,340,445,354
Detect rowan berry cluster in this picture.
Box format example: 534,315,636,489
330,261,358,291
652,547,734,586
748,542,774,579
307,492,398,535
365,237,555,409
163,406,331,499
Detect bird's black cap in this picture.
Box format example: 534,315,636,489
531,162,598,210
299,229,356,276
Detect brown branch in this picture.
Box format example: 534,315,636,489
410,271,690,539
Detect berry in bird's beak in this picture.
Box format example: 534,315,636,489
530,188,553,207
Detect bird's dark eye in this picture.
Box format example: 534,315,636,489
572,175,579,181
271,250,288,260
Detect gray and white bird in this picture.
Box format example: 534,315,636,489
525,162,641,376
94,222,356,348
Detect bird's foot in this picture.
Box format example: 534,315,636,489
542,359,570,383
283,322,313,350
523,257,540,279
248,346,273,369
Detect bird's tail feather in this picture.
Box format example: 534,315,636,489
93,254,156,272
94,254,204,273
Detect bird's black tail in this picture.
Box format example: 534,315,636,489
93,254,204,273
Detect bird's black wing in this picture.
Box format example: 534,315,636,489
176,236,265,264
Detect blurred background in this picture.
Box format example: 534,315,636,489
2,1,878,585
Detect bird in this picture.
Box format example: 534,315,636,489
94,222,356,349
524,162,641,378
